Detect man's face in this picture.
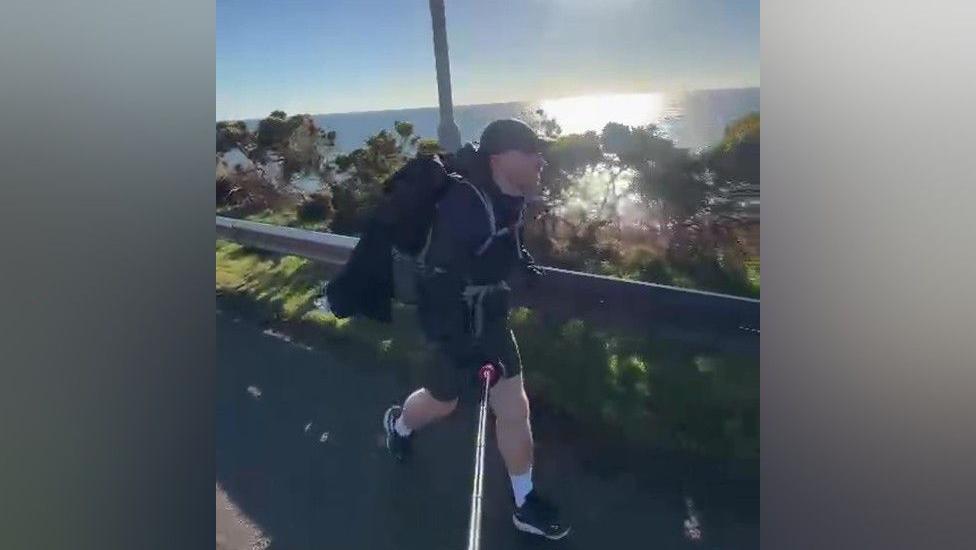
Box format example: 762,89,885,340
493,149,547,197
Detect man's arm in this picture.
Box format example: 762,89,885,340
517,224,545,286
416,184,485,341
425,184,484,276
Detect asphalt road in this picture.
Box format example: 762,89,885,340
216,309,757,549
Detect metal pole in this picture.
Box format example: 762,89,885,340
466,364,498,550
429,0,462,153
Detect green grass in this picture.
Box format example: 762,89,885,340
216,240,758,460
216,240,326,319
510,307,758,459
217,239,434,378
744,258,760,290
246,209,298,227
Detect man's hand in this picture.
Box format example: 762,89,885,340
521,260,545,288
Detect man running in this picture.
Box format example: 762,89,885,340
383,119,571,540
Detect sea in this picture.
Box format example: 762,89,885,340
241,87,758,154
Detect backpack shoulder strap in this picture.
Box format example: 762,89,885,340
417,175,498,264
458,179,500,256
460,178,531,258
459,179,496,233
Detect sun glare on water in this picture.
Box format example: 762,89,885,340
538,92,666,134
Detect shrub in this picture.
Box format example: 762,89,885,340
216,120,251,153
216,177,233,205
297,192,334,223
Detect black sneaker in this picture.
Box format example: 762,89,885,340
513,489,571,540
383,405,412,461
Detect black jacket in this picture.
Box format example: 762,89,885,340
414,154,535,343
323,217,395,322
325,145,536,325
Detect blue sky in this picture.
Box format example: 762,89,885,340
217,0,759,120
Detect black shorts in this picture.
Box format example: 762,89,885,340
416,273,523,402
423,323,523,403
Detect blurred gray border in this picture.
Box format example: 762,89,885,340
762,1,975,548
1,1,215,549
1,1,974,548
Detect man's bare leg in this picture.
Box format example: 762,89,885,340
490,374,534,481
491,373,571,539
399,388,458,432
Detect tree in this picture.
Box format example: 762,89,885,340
297,191,335,223
706,112,759,186
249,112,337,184
600,123,708,223
216,120,252,153
416,138,442,155
527,110,601,265
257,111,298,149
283,115,330,177
524,112,731,286
328,125,416,234
534,108,562,139
392,120,423,156
216,167,295,215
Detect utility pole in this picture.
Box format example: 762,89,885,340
429,0,462,153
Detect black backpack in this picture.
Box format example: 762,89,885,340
322,146,520,320
381,149,523,302
375,152,461,256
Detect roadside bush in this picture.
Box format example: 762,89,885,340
297,192,334,223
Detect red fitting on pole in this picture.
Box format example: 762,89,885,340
478,363,499,388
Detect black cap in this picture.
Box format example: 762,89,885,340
478,118,554,156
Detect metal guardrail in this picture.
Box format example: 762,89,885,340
217,216,359,265
217,216,759,355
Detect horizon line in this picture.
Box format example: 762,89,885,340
217,85,760,123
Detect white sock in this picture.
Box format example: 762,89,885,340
394,415,413,437
511,468,533,507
